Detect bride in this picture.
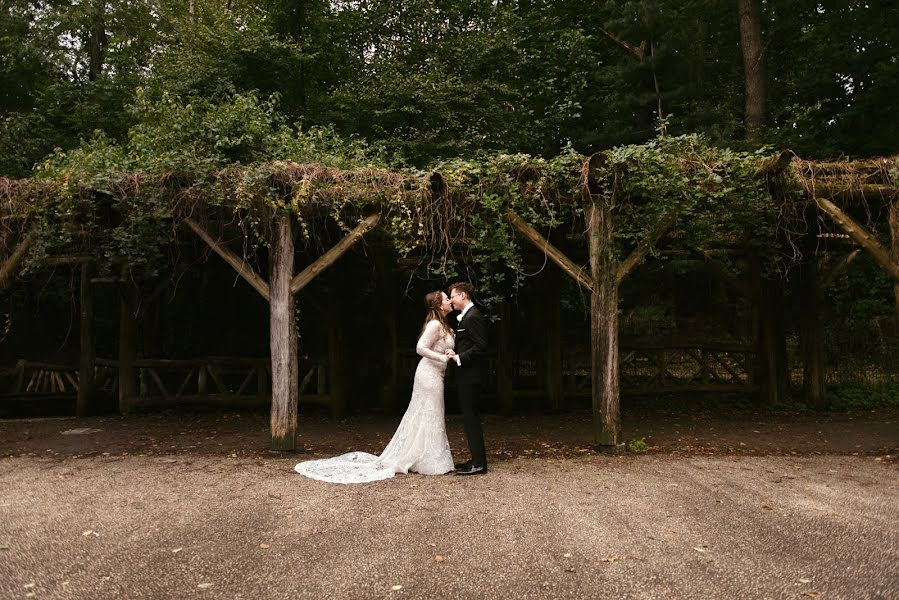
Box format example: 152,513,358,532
294,291,456,483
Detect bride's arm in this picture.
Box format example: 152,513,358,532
416,321,448,362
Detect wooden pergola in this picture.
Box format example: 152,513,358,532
0,153,896,451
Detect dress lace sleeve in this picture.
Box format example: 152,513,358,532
416,320,447,362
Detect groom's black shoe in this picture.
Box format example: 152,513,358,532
456,464,487,476
454,460,473,470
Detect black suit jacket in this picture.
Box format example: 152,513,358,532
453,306,488,385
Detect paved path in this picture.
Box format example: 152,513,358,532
1,453,896,599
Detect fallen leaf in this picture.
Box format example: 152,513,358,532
434,555,445,562
390,585,403,591
801,592,820,598
762,505,774,511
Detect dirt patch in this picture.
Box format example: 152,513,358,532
1,406,896,462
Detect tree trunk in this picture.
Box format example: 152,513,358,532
589,199,620,446
269,215,298,451
77,262,95,416
88,0,106,81
738,0,766,143
118,285,139,413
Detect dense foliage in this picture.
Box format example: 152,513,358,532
2,0,896,178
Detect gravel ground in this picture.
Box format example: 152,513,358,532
1,449,897,599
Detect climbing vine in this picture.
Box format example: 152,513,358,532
0,91,805,309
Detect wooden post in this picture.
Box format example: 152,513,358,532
798,213,826,409
118,284,139,413
327,268,346,420
538,270,563,410
375,247,398,413
77,261,95,416
749,253,788,405
497,300,514,415
269,214,298,451
589,196,621,446
890,202,899,323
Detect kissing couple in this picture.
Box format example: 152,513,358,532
295,282,488,484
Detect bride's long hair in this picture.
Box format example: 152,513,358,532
419,290,454,339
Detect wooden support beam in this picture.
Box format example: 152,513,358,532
814,196,899,283
184,217,271,302
820,249,861,291
374,248,398,413
588,196,621,446
891,203,899,323
45,256,92,266
118,285,139,413
616,215,676,285
700,251,752,299
539,270,563,410
506,210,593,292
0,232,34,286
755,150,793,177
77,261,95,416
327,269,347,420
798,208,826,409
269,214,298,451
497,300,514,415
806,183,898,204
289,213,381,295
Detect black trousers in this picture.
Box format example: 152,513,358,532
457,382,487,467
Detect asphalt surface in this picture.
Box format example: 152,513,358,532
1,452,897,599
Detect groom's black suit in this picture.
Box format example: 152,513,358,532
452,305,488,468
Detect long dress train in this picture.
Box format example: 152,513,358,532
294,320,455,484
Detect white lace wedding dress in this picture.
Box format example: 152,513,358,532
294,320,455,483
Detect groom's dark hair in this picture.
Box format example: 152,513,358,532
449,282,474,300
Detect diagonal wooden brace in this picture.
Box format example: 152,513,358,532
184,218,271,301
814,196,899,283
289,214,381,295
506,210,593,292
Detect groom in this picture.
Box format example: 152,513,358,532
447,282,488,476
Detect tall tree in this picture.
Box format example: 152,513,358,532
737,0,766,144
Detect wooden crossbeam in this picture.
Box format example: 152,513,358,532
289,214,381,295
814,196,899,283
506,210,593,292
184,218,271,301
